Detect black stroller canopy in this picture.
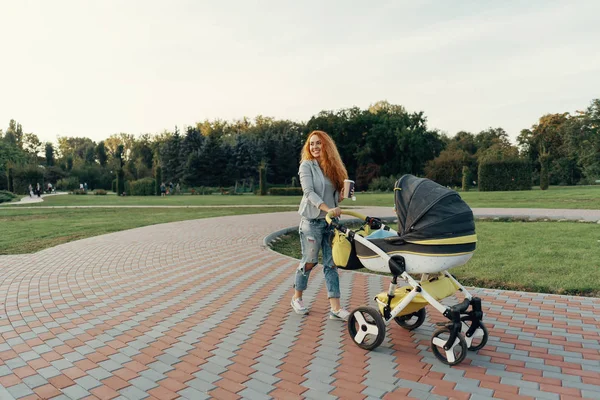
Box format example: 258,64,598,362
394,175,475,241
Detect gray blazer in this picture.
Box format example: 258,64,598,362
297,160,338,219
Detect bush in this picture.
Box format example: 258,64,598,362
268,187,303,196
424,149,471,187
0,190,17,204
189,186,217,195
56,176,80,191
478,159,532,191
368,175,397,192
12,165,45,194
94,189,107,195
128,177,156,196
71,189,87,195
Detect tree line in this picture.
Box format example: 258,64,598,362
1,99,598,194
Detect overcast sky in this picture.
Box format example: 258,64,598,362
1,0,599,144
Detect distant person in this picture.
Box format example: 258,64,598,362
28,184,33,198
160,182,166,197
84,182,88,191
36,183,41,197
80,183,84,190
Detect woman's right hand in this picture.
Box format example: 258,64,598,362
328,207,342,218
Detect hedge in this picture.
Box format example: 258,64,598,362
268,187,303,196
127,177,156,196
478,159,532,191
368,175,397,192
116,169,125,195
0,190,17,204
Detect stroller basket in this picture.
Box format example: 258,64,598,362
374,273,460,317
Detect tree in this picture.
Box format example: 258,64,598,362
159,128,183,183
114,144,124,169
0,138,26,169
6,120,24,149
96,141,108,167
424,148,470,187
66,154,74,171
356,163,380,191
572,99,600,183
475,127,510,152
45,143,55,166
131,134,154,170
44,166,66,184
477,142,519,164
23,133,43,160
57,136,96,161
197,130,228,186
448,131,477,155
306,102,444,182
3,130,17,147
519,113,569,189
230,133,260,185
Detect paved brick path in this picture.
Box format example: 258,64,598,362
1,207,599,399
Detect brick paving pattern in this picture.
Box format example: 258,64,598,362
0,207,599,399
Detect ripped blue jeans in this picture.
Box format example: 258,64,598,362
294,218,341,298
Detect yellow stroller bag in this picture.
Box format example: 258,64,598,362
331,221,371,270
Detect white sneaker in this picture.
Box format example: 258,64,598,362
330,308,350,321
291,297,309,315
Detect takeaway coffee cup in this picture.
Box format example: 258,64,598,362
344,179,356,201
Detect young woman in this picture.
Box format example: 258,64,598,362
292,130,350,320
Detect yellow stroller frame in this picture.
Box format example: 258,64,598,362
328,210,488,366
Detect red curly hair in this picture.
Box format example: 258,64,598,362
301,130,348,192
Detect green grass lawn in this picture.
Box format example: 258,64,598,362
6,185,600,209
271,220,600,297
0,207,294,255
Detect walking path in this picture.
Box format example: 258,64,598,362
0,207,599,399
1,192,68,206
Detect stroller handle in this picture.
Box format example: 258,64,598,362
325,210,368,225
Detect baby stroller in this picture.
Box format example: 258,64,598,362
327,175,487,365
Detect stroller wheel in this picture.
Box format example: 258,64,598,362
431,327,468,366
348,307,386,351
461,319,488,351
394,307,426,331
